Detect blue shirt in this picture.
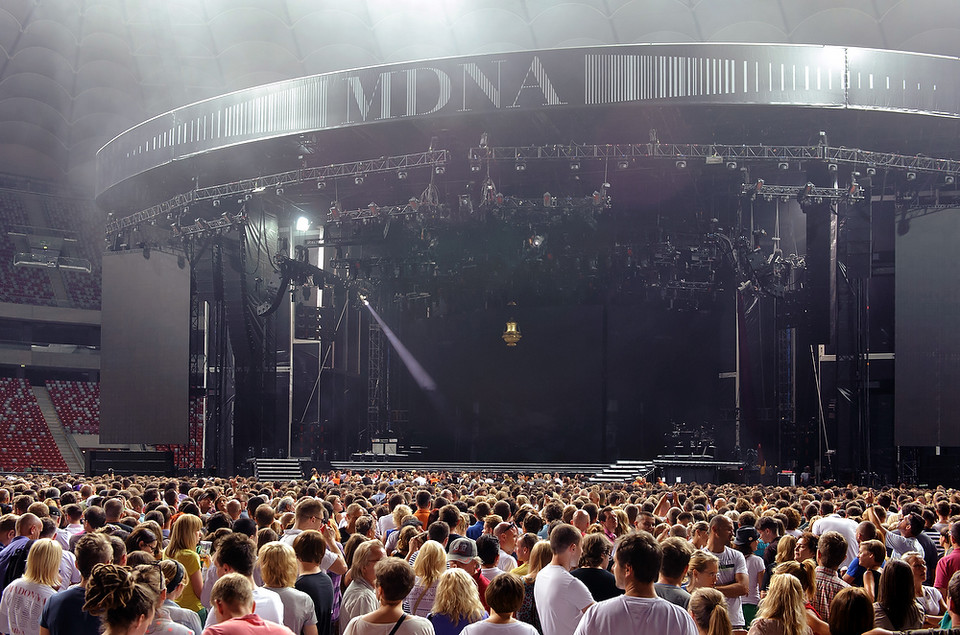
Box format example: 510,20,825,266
40,585,101,635
466,520,484,540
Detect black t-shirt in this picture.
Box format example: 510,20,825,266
40,585,101,635
570,567,623,602
296,571,335,635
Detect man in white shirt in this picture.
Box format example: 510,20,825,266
494,522,519,572
575,532,697,635
704,514,748,628
279,498,347,575
535,523,594,635
811,502,860,568
203,534,284,628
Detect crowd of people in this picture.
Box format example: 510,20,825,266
0,469,954,635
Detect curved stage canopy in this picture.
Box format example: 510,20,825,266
97,43,960,212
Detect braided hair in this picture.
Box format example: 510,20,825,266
83,563,158,630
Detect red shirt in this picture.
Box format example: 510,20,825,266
935,547,960,589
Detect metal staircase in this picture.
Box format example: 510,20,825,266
588,460,658,483
253,458,304,481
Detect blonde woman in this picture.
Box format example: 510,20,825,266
163,514,204,617
686,551,720,593
427,568,488,634
516,540,552,632
747,574,811,635
259,542,319,635
774,560,829,635
688,588,732,635
404,540,446,617
0,538,61,635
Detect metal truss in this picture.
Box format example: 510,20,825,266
172,213,246,237
740,182,864,202
105,150,449,234
471,143,960,178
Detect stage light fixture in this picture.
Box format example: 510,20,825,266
355,175,364,185
434,165,445,175
317,180,326,190
569,160,580,171
675,160,687,169
828,162,838,173
866,166,877,176
469,161,482,172
515,161,526,172
276,187,284,195
397,170,408,180
946,175,956,185
778,162,789,170
617,159,630,169
726,161,738,170
295,217,310,231
212,199,220,207
906,172,916,181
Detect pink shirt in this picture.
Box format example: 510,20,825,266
203,613,294,635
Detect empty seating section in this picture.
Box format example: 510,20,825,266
46,380,99,434
0,378,67,472
47,381,204,470
0,191,56,306
41,196,102,310
157,397,205,469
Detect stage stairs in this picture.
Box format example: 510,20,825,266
330,461,608,476
588,460,657,483
253,458,304,481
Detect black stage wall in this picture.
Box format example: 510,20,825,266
100,249,190,444
895,205,960,448
400,303,728,463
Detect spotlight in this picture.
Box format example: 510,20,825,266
317,180,326,190
569,160,580,171
295,217,310,231
515,161,526,172
397,170,408,180
827,162,838,173
355,175,364,185
675,160,687,169
726,161,737,170
866,166,877,176
617,159,630,169
469,161,482,173
946,175,956,186
212,199,220,207
906,172,916,181
778,162,789,171
276,187,284,195
434,165,445,175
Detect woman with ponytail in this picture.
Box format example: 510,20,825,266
156,560,203,635
688,588,732,635
83,563,158,635
130,563,192,635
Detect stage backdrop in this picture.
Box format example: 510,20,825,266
100,249,190,444
895,205,960,447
